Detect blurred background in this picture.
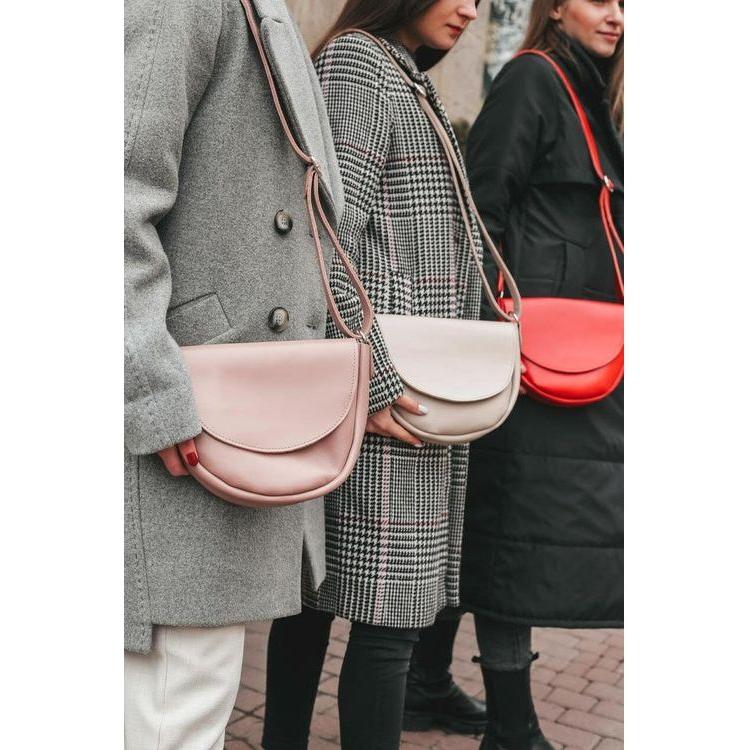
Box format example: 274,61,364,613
288,0,533,146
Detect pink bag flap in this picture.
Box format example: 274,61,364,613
181,338,361,453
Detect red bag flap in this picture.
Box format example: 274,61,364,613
500,297,623,374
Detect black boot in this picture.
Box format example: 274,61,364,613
479,658,554,750
403,614,487,735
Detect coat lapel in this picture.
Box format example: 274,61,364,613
380,37,467,171
247,0,343,219
379,36,480,240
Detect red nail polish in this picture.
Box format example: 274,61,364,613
186,451,199,467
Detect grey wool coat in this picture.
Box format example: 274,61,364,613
124,0,352,653
303,34,483,629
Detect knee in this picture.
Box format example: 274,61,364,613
348,622,420,658
474,617,534,672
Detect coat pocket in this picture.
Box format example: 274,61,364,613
167,293,231,346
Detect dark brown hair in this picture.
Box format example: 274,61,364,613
312,0,472,71
521,0,624,132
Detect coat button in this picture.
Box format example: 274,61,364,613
274,210,293,234
268,307,290,333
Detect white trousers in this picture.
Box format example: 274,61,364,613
124,624,246,750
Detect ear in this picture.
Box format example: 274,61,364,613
549,2,563,21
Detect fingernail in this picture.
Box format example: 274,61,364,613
186,451,199,467
415,442,425,448
418,405,429,415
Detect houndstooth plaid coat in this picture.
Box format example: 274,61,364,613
304,33,483,629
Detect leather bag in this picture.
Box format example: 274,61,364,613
336,31,523,445
175,1,374,507
498,49,624,407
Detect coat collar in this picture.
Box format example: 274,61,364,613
554,35,624,160
555,36,608,102
373,34,479,240
247,0,344,221
374,35,470,181
378,36,430,85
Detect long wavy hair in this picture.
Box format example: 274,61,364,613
521,0,624,132
312,0,478,71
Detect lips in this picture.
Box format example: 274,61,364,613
598,31,621,41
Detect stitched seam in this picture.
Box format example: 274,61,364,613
465,603,623,629
475,449,621,465
125,455,151,648
199,344,359,450
125,1,165,171
167,292,232,334
124,323,170,450
151,599,316,629
214,291,232,328
156,628,169,750
468,532,622,550
209,0,227,83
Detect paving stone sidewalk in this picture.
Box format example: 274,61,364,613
225,616,624,750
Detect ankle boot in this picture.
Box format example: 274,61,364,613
478,659,554,750
404,664,487,734
403,614,487,735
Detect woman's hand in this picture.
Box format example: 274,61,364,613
366,395,428,448
158,438,199,477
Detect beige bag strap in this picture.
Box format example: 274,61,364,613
333,30,521,324
238,1,373,340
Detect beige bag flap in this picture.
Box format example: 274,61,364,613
376,314,517,403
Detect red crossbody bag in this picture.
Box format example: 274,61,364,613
497,49,624,407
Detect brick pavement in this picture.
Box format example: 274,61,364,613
225,617,624,750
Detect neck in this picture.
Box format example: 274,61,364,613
560,33,610,88
393,28,420,54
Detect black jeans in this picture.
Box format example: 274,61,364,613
262,606,420,750
410,608,532,674
474,614,533,671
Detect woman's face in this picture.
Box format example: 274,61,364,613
400,1,479,52
551,0,624,58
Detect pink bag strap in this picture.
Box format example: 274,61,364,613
238,0,373,340
515,50,624,299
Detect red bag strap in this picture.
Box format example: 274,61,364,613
237,0,373,340
503,50,624,299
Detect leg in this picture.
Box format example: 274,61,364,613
474,615,552,750
405,608,487,734
262,606,335,750
124,623,245,750
411,606,463,674
474,614,532,673
338,622,420,750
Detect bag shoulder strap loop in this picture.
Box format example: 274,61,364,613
238,1,373,340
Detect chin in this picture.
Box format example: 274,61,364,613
589,40,618,58
428,33,459,51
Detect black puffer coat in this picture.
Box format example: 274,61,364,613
460,39,624,627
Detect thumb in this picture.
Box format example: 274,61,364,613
394,394,429,416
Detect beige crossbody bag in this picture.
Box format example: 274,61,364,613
336,31,523,445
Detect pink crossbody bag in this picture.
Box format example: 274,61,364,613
175,0,373,507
